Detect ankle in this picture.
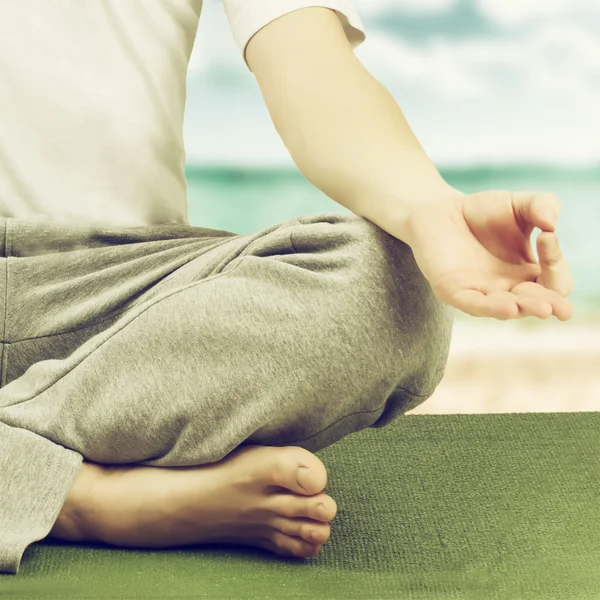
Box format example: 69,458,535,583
48,461,105,542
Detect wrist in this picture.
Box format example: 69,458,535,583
395,181,462,219
356,178,463,244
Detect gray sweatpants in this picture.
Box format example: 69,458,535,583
0,212,453,574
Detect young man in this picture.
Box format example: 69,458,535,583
0,1,573,574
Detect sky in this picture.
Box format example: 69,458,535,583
183,0,600,167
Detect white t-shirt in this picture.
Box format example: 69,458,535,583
0,0,366,227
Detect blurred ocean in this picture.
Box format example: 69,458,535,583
185,164,599,319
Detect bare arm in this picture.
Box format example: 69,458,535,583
245,7,458,241
245,7,574,321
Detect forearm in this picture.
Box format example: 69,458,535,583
255,41,457,237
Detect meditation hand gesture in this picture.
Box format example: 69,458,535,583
398,190,574,320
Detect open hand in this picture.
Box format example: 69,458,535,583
398,190,574,320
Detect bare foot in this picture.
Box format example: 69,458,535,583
55,445,338,559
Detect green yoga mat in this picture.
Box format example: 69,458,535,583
2,412,599,600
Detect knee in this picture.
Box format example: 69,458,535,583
290,212,453,391
341,214,454,393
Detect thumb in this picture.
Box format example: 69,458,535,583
511,192,561,233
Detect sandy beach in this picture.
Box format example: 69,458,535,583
407,317,600,415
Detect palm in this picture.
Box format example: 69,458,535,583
400,190,574,320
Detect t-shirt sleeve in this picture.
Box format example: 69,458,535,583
221,0,367,71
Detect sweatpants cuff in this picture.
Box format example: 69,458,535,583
0,426,83,575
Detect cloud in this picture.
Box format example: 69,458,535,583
188,0,246,84
183,0,600,165
477,0,600,26
360,1,497,44
357,33,486,98
353,0,600,24
353,17,600,163
358,17,600,106
356,0,458,16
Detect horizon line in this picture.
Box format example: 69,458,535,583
185,162,600,172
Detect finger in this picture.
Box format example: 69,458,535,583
512,281,574,321
536,232,573,296
536,233,574,297
513,296,553,319
451,289,520,320
511,191,560,233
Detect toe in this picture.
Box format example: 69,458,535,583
268,516,331,545
267,494,338,523
310,497,338,522
271,447,328,496
265,530,322,558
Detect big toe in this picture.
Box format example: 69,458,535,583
274,446,328,496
